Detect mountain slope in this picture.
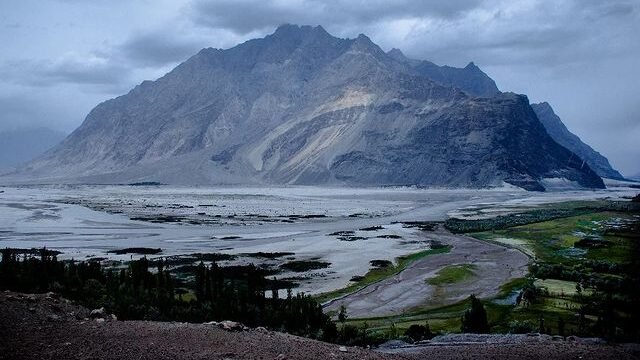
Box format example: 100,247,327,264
387,48,500,97
0,127,66,173
531,102,623,180
12,25,603,190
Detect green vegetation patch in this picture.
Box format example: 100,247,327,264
471,211,635,264
426,264,476,286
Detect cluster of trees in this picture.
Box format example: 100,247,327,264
0,248,336,340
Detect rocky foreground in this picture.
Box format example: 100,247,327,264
1,291,638,360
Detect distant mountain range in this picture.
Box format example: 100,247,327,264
0,127,66,173
6,24,611,191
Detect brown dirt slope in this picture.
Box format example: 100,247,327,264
1,291,638,360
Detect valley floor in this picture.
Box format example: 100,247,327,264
0,184,637,316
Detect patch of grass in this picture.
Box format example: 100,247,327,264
497,278,527,298
426,264,476,286
534,279,590,297
315,245,452,303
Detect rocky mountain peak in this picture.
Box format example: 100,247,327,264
387,48,410,62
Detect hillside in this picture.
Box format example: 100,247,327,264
1,291,637,360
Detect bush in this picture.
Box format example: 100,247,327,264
508,320,536,334
404,323,433,342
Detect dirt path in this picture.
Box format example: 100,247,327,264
324,227,529,318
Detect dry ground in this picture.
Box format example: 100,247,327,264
2,291,638,360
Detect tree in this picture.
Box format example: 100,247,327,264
338,305,348,323
461,295,489,333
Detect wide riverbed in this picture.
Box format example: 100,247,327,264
0,184,635,308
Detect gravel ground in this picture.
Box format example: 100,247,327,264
1,291,638,360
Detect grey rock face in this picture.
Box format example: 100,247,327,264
532,102,624,180
12,25,604,190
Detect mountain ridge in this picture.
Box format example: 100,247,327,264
7,24,604,191
531,102,624,180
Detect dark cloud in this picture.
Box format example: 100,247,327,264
117,31,206,67
1,54,131,90
190,0,484,34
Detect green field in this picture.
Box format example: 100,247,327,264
471,211,636,264
426,264,476,286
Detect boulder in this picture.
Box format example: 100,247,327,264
218,320,246,331
89,307,106,319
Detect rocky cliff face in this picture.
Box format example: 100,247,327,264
14,25,604,190
531,102,623,180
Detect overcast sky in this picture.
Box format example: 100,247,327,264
0,0,638,175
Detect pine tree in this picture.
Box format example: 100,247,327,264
461,295,489,333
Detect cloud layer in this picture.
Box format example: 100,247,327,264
0,0,638,174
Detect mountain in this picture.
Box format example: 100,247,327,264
531,102,624,180
0,127,66,173
10,24,604,191
387,48,500,97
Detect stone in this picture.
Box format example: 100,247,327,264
89,307,106,319
338,346,347,353
218,320,245,331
